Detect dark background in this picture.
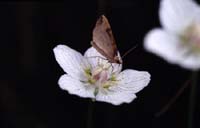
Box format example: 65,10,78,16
1,0,200,128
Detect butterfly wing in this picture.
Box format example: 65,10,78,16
92,15,118,62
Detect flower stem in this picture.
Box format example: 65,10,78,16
86,100,95,128
188,71,198,128
155,77,191,117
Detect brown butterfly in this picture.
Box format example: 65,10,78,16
91,15,122,64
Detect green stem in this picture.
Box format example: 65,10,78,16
86,100,95,128
188,71,198,128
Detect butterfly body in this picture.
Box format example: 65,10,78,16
92,15,122,64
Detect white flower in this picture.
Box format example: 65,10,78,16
144,0,200,70
53,45,150,105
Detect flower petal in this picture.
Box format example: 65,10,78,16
95,69,150,105
160,0,200,33
95,91,137,106
114,69,150,93
58,74,95,98
53,45,90,81
145,29,185,64
179,53,200,70
84,47,122,74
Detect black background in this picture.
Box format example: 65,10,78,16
1,0,200,128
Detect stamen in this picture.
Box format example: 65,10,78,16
85,68,92,76
181,23,200,53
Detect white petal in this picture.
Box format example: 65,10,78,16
179,53,200,70
160,0,200,33
144,29,189,65
53,45,90,81
84,47,122,74
114,69,150,93
95,69,150,105
95,90,137,106
58,74,95,98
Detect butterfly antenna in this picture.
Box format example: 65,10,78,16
121,44,139,59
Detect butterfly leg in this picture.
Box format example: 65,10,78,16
106,62,114,73
109,63,122,75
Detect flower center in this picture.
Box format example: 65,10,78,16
181,23,200,52
84,64,118,96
